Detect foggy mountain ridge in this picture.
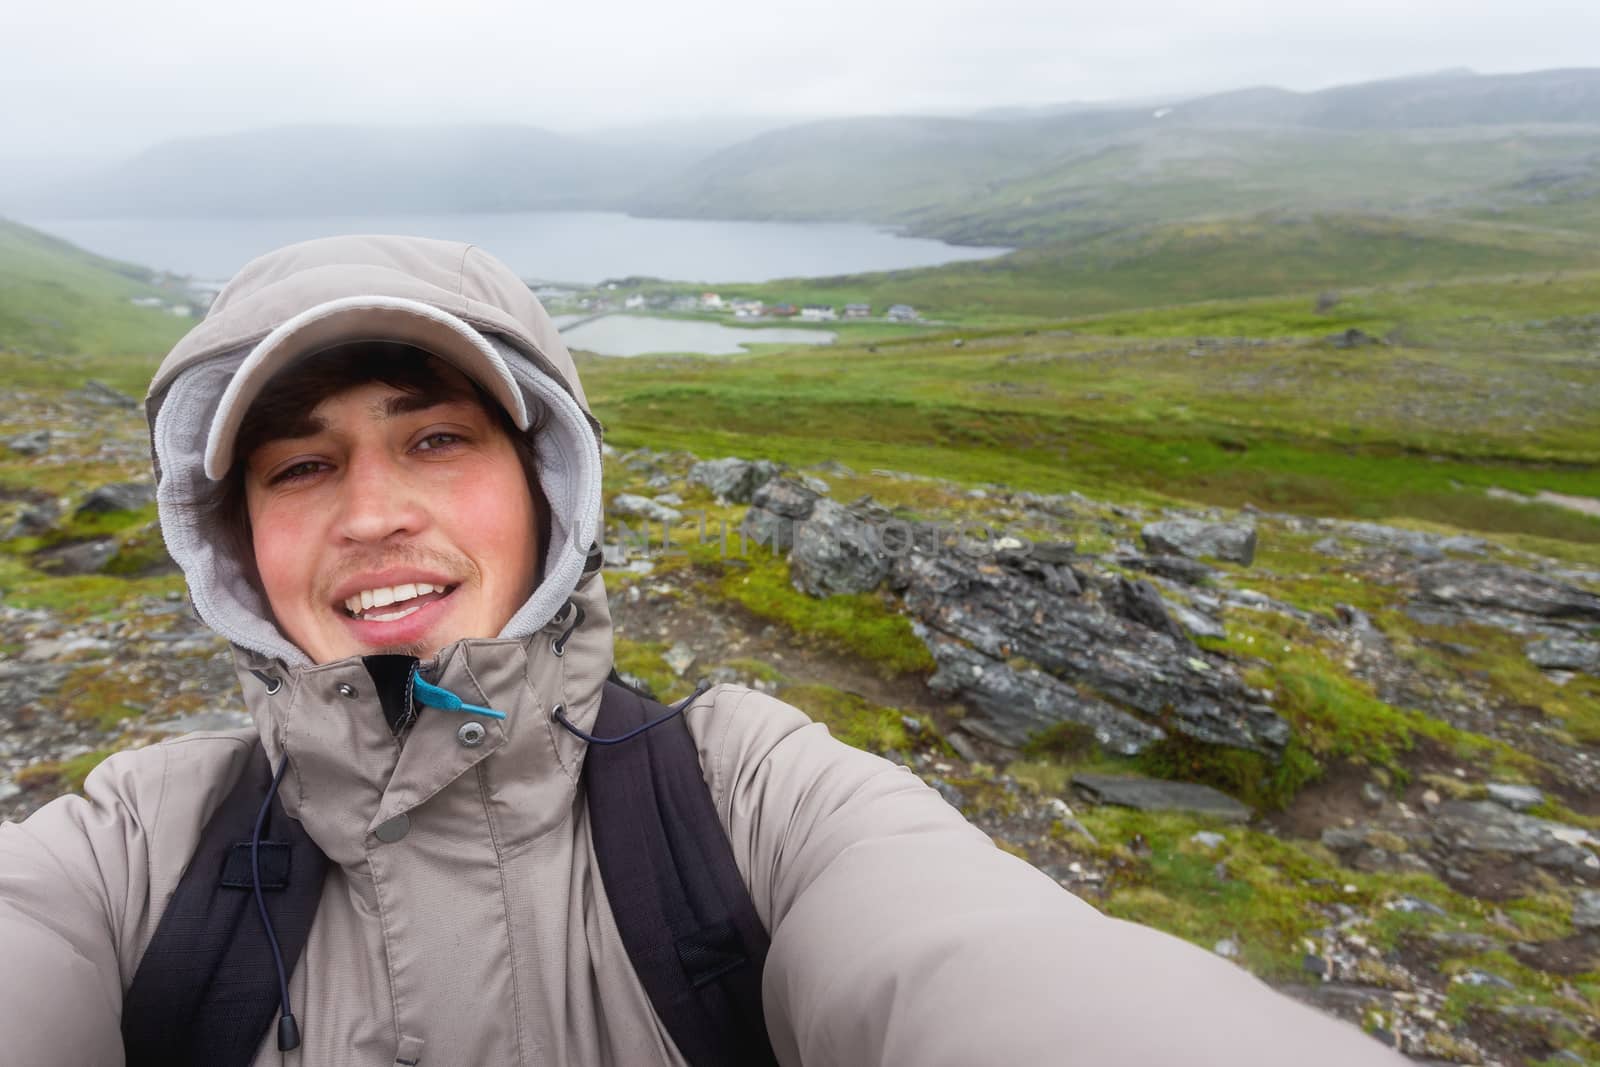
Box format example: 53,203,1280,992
6,67,1600,240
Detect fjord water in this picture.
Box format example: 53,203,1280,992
21,211,1009,284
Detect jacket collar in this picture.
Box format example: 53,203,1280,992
233,577,614,866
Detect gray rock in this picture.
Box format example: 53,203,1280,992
1572,889,1600,931
1412,560,1600,623
1337,521,1485,559
903,550,1287,756
925,634,1166,754
740,507,799,553
1141,518,1256,565
1389,896,1446,916
653,492,684,507
73,379,138,408
1486,782,1545,812
1526,637,1600,674
1072,773,1251,822
687,458,782,503
1433,800,1600,878
1361,782,1386,809
1453,970,1515,989
1311,537,1347,557
1326,327,1379,348
3,501,60,540
4,430,50,456
1169,603,1226,640
1190,831,1226,850
1124,553,1216,585
32,538,118,575
1223,588,1315,623
76,481,155,515
790,499,891,596
750,477,822,520
0,779,21,804
1321,827,1369,851
609,493,682,524
1335,604,1388,648
1107,576,1194,647
150,708,255,733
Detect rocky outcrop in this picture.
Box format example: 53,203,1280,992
1526,636,1600,674
740,477,821,552
1141,518,1256,565
1071,773,1252,822
1405,560,1600,654
76,482,155,516
687,457,782,503
608,493,682,524
897,546,1288,756
791,499,891,596
1432,800,1600,880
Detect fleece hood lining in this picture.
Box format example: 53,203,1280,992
154,334,602,669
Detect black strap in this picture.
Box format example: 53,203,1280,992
586,681,779,1067
122,747,327,1067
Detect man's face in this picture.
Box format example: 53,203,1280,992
243,373,540,664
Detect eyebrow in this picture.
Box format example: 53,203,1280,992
252,391,478,451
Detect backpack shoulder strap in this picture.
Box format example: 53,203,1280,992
585,680,779,1067
122,740,328,1067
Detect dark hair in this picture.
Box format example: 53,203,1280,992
199,341,551,591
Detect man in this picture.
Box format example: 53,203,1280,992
0,235,1405,1065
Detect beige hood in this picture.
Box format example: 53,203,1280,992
145,235,606,670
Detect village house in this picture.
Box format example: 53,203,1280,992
700,292,724,309
800,305,838,322
768,303,798,317
624,294,647,310
887,304,919,322
844,303,872,318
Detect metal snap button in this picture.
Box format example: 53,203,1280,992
373,813,410,844
457,721,487,747
336,683,359,699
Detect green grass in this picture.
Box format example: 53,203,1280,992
776,683,912,753
0,219,191,385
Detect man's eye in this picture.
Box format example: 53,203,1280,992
415,432,463,452
270,460,325,484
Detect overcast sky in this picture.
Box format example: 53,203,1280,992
4,0,1598,158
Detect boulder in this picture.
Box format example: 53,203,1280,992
1106,576,1194,648
1432,800,1600,879
1573,889,1600,932
923,632,1167,754
1412,561,1600,623
32,538,118,575
790,499,891,596
76,482,155,516
900,547,1288,755
750,477,821,520
1485,782,1545,812
3,501,60,540
1526,637,1600,674
608,493,682,524
687,458,782,503
4,430,50,456
1141,518,1256,565
1071,773,1251,823
1123,553,1216,585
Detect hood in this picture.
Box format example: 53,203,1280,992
147,235,606,671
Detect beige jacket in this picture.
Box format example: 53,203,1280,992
0,236,1404,1066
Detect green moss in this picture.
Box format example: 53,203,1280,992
611,638,691,703
1134,734,1322,812
776,682,910,754
693,544,934,677
58,663,148,730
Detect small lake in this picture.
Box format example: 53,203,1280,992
553,314,835,357
21,211,1009,285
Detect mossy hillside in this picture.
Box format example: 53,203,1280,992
0,219,191,382
583,277,1600,545
716,214,1600,323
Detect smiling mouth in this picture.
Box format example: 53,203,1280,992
342,581,458,622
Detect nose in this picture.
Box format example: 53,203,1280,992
332,448,429,545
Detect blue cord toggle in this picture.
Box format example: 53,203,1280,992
411,674,507,720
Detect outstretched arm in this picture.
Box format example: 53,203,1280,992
693,687,1405,1067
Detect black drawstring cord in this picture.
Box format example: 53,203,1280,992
553,685,709,746
251,758,302,1052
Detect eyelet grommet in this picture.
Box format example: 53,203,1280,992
549,703,566,723
263,676,282,695
551,637,566,657
336,683,359,699
456,721,487,747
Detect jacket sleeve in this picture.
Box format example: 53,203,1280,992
0,747,171,1067
693,687,1407,1067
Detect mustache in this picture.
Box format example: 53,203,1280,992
320,543,476,598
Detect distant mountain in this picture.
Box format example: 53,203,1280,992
632,68,1600,244
3,124,662,218
1167,68,1600,129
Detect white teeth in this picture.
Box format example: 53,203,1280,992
343,582,449,618
364,604,421,623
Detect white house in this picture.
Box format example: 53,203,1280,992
624,294,647,310
799,305,838,322
700,292,724,309
887,304,918,322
